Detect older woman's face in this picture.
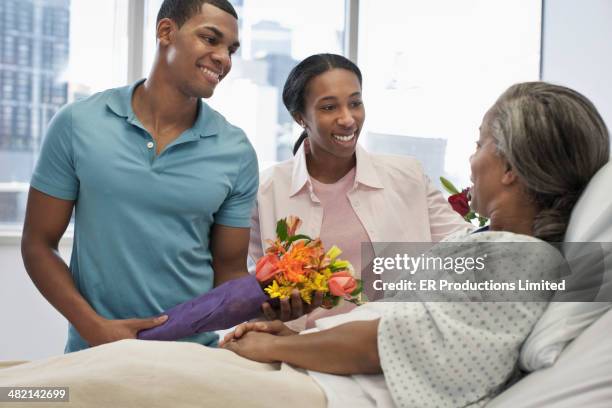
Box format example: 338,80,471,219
469,111,510,216
298,68,365,159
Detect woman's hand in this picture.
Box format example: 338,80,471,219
222,331,279,363
219,320,297,346
261,290,325,321
223,320,382,374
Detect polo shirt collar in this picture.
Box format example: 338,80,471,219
106,79,219,139
289,141,384,197
106,79,141,120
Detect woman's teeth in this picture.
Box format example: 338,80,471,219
332,133,355,142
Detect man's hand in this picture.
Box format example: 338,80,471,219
220,319,296,347
82,315,168,347
261,290,324,321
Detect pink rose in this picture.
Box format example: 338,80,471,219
328,271,358,297
256,254,280,282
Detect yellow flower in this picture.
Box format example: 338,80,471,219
319,268,333,279
264,280,293,299
325,245,342,260
308,272,329,292
299,287,313,304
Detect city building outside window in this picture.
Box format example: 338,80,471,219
0,0,128,228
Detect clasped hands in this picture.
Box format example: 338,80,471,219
220,320,297,363
223,287,324,364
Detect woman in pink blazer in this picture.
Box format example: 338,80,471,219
249,54,469,323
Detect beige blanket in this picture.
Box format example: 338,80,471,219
0,339,326,408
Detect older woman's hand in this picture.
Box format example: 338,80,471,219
222,330,280,363
219,320,297,347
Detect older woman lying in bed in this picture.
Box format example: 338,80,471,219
218,81,609,406
0,82,609,408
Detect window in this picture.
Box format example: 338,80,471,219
357,0,542,189
0,0,128,228
0,0,541,229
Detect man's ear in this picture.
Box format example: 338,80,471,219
157,18,176,47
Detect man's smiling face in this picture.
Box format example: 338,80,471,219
163,3,239,98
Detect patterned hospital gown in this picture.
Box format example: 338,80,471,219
377,230,564,407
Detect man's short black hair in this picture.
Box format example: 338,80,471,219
157,0,238,27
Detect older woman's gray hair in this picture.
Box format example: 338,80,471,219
487,82,610,242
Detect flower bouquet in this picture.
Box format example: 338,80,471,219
440,176,488,227
137,216,363,342
255,216,363,308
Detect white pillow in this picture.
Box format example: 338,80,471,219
490,307,612,407
519,161,612,372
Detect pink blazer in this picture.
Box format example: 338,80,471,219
249,144,471,262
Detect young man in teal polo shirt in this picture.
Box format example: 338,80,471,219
21,0,257,352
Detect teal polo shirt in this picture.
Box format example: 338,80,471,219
31,80,259,352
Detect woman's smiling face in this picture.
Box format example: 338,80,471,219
296,68,365,159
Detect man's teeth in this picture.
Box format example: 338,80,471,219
332,133,355,142
201,67,220,80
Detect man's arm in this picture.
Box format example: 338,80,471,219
21,188,166,347
138,225,268,340
210,223,251,286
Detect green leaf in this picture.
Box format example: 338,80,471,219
322,294,342,308
440,176,460,195
330,260,350,270
276,219,288,241
350,280,363,296
286,234,312,244
478,216,488,227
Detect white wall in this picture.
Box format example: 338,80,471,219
0,238,70,360
542,0,612,131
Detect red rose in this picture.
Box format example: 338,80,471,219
448,189,470,217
